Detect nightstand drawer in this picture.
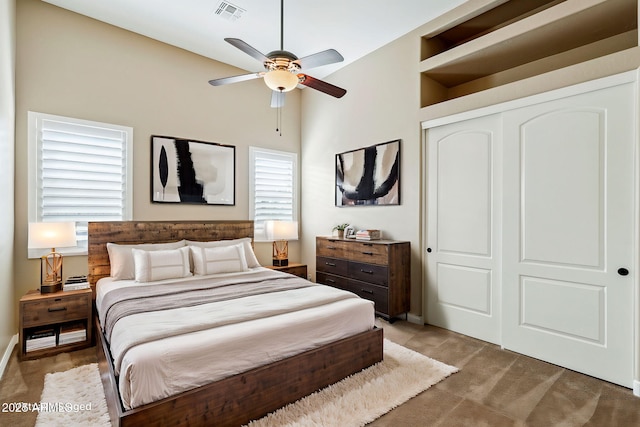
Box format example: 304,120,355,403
22,294,90,327
284,265,307,278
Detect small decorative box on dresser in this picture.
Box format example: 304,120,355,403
265,263,308,279
316,237,410,321
19,288,93,360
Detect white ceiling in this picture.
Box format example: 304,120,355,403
42,0,466,79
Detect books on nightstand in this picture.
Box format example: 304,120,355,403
59,322,87,345
355,229,381,240
64,275,89,291
25,328,56,352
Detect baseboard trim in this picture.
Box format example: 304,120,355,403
0,334,17,380
634,380,640,397
407,313,424,325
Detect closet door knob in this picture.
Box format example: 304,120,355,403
427,248,432,253
618,268,629,276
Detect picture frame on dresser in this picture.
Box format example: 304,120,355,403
151,135,235,205
335,139,401,206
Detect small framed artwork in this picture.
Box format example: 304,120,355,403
151,135,235,205
335,139,400,206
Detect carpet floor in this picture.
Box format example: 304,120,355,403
2,320,640,426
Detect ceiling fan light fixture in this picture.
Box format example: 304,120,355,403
264,69,299,92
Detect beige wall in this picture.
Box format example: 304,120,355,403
298,1,640,320
13,0,301,321
15,0,637,334
300,30,425,317
0,0,16,366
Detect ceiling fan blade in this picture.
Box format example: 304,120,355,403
271,91,286,108
208,72,264,86
224,38,272,64
293,49,344,69
297,74,347,98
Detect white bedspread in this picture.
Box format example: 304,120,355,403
96,268,375,410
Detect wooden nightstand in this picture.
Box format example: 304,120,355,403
265,263,308,279
19,288,93,361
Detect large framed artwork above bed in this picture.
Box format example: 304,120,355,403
88,221,383,427
151,135,235,205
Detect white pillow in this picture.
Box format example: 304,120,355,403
190,244,248,275
132,246,192,283
186,237,260,268
107,240,186,280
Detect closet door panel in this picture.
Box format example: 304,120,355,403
502,82,634,387
520,109,603,268
426,115,502,344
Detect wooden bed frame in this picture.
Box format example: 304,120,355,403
88,221,384,427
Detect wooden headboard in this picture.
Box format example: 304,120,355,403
88,220,254,296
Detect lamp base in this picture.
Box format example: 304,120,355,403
41,282,62,294
272,259,289,267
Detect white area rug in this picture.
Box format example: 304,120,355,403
35,363,110,427
35,340,458,427
246,339,458,427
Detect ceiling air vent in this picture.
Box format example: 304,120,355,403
215,1,245,21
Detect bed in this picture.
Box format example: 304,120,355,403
88,221,383,427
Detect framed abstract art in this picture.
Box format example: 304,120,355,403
151,135,235,205
335,139,400,206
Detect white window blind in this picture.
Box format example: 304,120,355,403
28,112,133,256
249,147,298,241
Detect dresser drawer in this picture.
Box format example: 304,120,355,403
348,261,389,287
316,256,349,276
340,279,389,315
22,294,90,327
348,242,389,265
316,238,350,259
317,271,349,289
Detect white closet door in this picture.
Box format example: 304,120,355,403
426,115,502,344
502,82,635,387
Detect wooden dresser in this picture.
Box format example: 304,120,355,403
316,236,410,321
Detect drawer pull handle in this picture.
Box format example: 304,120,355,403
362,251,374,256
361,289,374,295
360,269,374,274
362,243,373,246
48,307,67,312
325,262,336,267
326,246,337,250
326,279,336,283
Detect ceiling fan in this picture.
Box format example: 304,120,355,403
208,0,347,108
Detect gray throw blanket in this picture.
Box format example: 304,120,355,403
100,269,314,343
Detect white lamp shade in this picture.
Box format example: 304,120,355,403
28,222,77,249
265,220,299,241
264,70,299,92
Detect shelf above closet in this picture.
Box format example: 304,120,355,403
420,0,638,109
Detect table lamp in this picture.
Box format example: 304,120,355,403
28,222,77,293
265,220,298,267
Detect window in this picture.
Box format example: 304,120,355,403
249,147,298,241
28,112,133,257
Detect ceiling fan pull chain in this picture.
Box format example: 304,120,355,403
276,91,282,136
